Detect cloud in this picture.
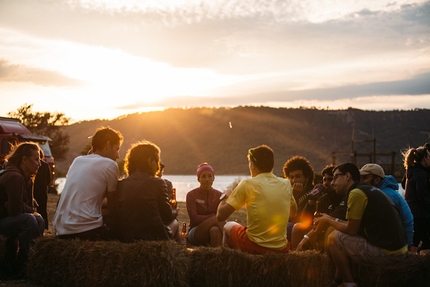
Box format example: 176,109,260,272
0,59,84,86
0,0,428,74
114,71,430,110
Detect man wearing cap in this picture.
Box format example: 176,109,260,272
314,163,407,287
359,163,414,251
186,163,225,247
216,145,297,254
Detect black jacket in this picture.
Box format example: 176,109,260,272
114,171,175,242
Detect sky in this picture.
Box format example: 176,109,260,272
0,0,429,123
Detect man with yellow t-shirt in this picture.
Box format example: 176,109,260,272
313,163,407,287
216,144,297,254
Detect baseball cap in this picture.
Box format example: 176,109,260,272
359,163,385,179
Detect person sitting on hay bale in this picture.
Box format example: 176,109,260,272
112,141,179,242
216,144,297,254
313,163,408,287
293,164,347,251
0,142,45,278
53,126,123,240
283,156,316,243
186,163,224,247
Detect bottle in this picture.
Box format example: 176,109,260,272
180,222,187,246
314,201,322,218
170,188,177,209
307,185,325,200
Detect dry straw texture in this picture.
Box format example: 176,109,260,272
27,237,190,287
1,236,430,286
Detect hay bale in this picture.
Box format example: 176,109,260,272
188,248,330,287
359,253,430,287
27,236,190,287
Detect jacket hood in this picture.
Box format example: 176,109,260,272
378,175,398,191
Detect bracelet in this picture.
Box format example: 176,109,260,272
303,234,310,240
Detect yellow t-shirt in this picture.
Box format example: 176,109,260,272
226,173,295,249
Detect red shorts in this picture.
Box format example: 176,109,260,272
229,225,290,254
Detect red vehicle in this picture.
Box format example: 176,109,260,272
0,117,55,189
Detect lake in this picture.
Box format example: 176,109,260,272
55,175,406,201
55,175,250,202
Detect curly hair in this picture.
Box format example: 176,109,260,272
321,164,335,176
124,141,160,176
283,156,315,186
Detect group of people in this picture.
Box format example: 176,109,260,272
1,125,429,286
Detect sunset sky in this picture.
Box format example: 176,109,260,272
0,0,429,122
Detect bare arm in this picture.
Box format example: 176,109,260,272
313,213,361,236
216,200,236,222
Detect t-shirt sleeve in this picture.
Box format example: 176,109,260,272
226,179,247,210
106,161,119,192
346,188,368,220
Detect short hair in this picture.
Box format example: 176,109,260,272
321,164,335,176
248,145,274,173
402,146,429,170
6,142,40,167
90,126,123,153
333,163,360,183
283,156,315,183
124,141,160,176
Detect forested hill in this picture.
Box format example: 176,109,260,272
57,107,430,178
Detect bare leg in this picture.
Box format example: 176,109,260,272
193,216,224,246
209,226,223,247
291,223,312,249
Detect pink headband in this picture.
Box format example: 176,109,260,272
196,163,215,179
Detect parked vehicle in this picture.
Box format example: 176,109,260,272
0,117,55,190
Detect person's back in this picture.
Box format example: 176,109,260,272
232,173,292,249
116,171,172,241
53,126,123,240
354,183,407,251
378,175,414,248
53,154,118,235
217,144,297,254
113,141,176,242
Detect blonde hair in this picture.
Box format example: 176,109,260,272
402,146,429,169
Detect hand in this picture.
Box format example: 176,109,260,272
296,239,307,251
313,213,329,233
292,182,305,197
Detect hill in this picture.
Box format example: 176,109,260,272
56,106,430,178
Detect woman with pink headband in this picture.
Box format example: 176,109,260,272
186,163,225,246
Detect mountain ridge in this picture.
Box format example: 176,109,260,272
56,106,430,178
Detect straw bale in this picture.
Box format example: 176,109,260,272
26,236,190,287
188,247,330,287
359,253,430,287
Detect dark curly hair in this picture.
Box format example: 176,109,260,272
283,156,315,188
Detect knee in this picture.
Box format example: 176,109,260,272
209,226,222,239
327,230,337,247
224,221,239,236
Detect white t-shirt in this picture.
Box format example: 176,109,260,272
53,154,118,235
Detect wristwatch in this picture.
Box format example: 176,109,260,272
220,193,228,201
